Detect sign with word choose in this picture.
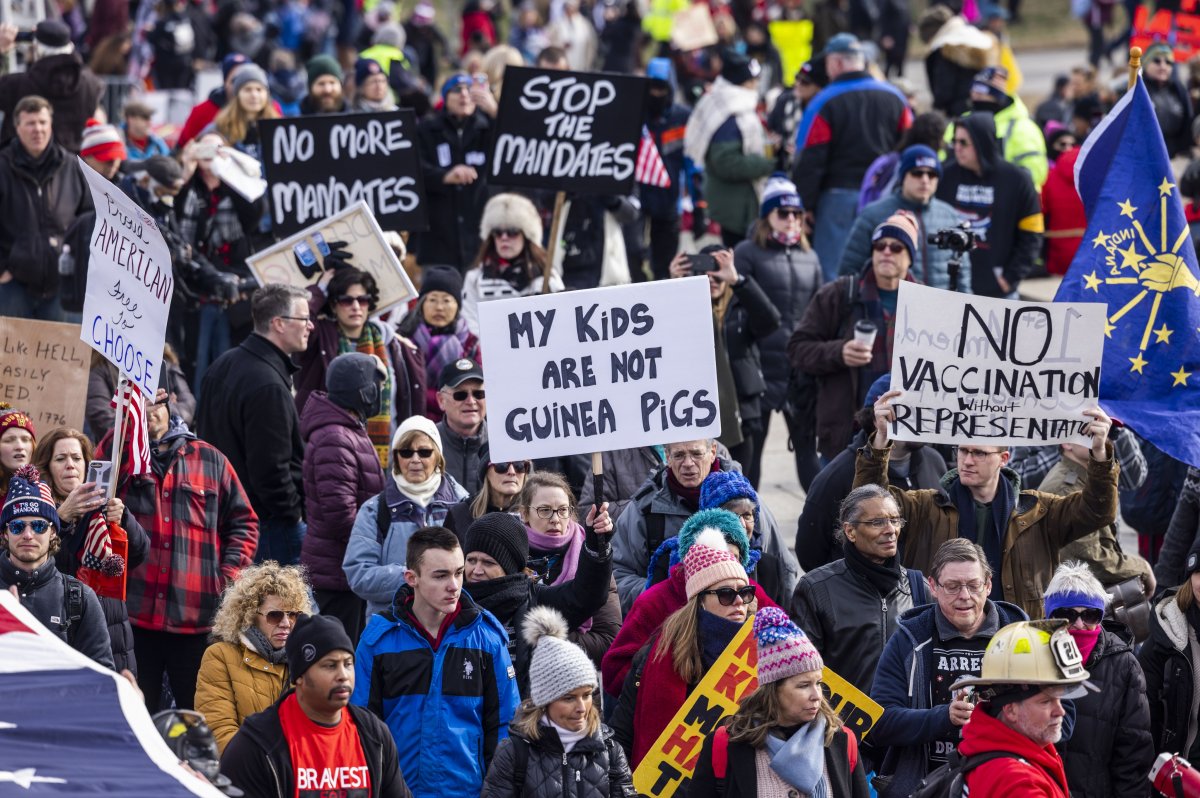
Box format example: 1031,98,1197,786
888,283,1107,447
478,278,720,461
491,66,647,194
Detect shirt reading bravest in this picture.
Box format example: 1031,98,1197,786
279,693,372,798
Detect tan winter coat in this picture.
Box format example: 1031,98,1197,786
194,637,288,753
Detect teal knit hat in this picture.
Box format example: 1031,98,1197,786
678,508,750,569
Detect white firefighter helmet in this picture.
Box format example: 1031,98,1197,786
951,619,1097,700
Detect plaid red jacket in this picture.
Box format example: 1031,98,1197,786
113,438,259,634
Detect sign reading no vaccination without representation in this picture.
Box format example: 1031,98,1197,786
887,283,1107,447
478,278,721,461
490,66,647,194
260,110,427,237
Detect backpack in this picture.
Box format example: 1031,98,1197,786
61,574,84,646
909,750,1040,798
709,724,858,792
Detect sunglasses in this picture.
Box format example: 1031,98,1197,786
335,295,372,308
452,389,486,402
6,519,51,535
873,241,906,254
493,228,523,239
491,461,530,474
909,169,938,179
258,610,301,625
774,208,802,218
1150,57,1173,65
1050,607,1104,625
700,586,756,606
398,448,435,459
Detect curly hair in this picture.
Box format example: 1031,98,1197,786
210,562,313,644
324,268,380,316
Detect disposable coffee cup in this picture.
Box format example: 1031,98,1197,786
854,320,877,349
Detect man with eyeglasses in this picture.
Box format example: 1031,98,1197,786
198,283,311,566
435,358,488,495
0,466,114,668
837,144,973,293
869,538,1029,798
860,389,1118,620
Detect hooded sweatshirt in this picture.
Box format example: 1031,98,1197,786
935,112,1043,298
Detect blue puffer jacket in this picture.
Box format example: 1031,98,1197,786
343,474,468,616
352,586,520,798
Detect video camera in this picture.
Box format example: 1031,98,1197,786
927,223,979,255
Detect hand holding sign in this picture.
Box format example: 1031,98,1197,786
1082,407,1112,459
873,388,903,449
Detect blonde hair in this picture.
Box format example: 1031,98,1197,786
652,596,707,685
469,461,531,518
210,562,313,644
511,697,601,740
1178,580,1195,613
214,88,280,146
724,679,842,748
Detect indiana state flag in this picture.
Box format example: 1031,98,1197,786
1055,75,1200,468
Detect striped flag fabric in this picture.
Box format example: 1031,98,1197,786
111,383,151,476
635,126,671,188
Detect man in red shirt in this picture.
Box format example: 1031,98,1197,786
221,614,412,798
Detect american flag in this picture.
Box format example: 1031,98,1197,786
635,126,671,188
110,383,151,476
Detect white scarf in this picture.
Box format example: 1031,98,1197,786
541,716,589,753
684,77,765,165
393,470,441,507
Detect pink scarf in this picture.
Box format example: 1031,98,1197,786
1069,627,1102,663
526,521,591,633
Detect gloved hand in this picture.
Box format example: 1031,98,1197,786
323,240,354,270
691,205,707,239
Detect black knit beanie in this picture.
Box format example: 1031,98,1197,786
286,614,354,683
464,512,530,576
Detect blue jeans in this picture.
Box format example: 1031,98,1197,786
0,280,80,322
193,303,231,400
813,188,861,281
256,518,306,566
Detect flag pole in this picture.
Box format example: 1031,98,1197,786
108,377,127,501
1129,46,1142,91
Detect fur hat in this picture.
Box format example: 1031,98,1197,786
872,210,920,262
524,606,598,707
1043,560,1109,618
754,607,823,684
464,512,529,576
480,193,543,245
678,508,750,568
684,528,748,599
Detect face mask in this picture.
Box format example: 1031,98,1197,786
772,229,802,246
646,92,670,118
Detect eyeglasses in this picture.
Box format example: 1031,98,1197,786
451,389,486,402
909,169,938,180
493,228,523,239
1050,607,1104,625
700,586,756,606
258,610,301,625
5,519,51,535
954,447,1003,460
534,506,571,519
936,580,987,595
850,516,906,530
335,295,371,308
668,449,709,463
491,461,530,474
397,448,435,459
873,241,906,254
279,315,313,326
774,208,802,218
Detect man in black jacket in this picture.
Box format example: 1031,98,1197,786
221,614,412,798
0,94,92,321
197,284,309,565
936,113,1043,298
0,465,114,669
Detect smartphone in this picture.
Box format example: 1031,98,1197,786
687,253,717,273
311,232,331,257
87,460,113,496
192,142,218,160
14,30,34,43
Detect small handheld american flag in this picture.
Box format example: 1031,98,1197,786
635,126,671,188
110,383,151,476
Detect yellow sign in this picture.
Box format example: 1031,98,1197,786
632,621,884,797
768,20,814,87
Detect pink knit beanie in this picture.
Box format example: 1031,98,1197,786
753,607,824,685
684,528,748,600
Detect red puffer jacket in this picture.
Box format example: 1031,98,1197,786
958,703,1071,798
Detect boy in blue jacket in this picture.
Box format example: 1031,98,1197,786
352,525,519,797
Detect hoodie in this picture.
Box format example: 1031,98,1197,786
0,53,105,152
958,705,1071,797
935,112,1043,297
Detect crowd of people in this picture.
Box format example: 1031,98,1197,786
0,0,1199,795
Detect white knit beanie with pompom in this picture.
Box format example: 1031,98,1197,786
522,606,598,707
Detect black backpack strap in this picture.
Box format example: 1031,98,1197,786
510,735,530,795
375,495,392,544
907,569,931,604
62,575,84,644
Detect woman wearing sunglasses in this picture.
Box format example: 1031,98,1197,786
788,210,918,465
519,471,621,665
445,456,531,539
343,415,468,617
296,266,425,469
195,561,313,753
1041,560,1153,798
610,523,756,768
461,193,562,335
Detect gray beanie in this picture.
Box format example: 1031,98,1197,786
231,64,270,96
523,606,598,707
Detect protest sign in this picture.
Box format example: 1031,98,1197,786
79,158,173,397
246,201,416,317
491,66,648,195
260,110,427,237
478,277,720,462
822,668,884,742
0,319,89,430
768,20,814,87
1132,3,1200,61
888,283,1106,447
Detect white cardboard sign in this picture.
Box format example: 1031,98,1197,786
888,282,1107,447
78,158,173,397
479,277,721,461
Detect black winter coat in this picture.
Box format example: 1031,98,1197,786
0,554,115,669
416,109,492,271
482,723,635,798
220,691,412,798
438,419,487,496
1139,594,1200,760
0,54,105,152
1057,622,1154,798
197,334,304,523
721,275,781,423
55,508,151,675
688,725,870,798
